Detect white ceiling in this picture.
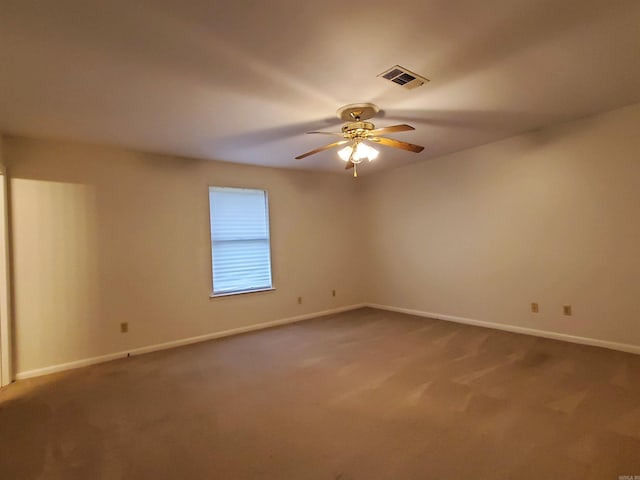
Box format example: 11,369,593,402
1,0,639,174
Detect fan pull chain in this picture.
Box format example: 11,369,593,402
353,163,358,178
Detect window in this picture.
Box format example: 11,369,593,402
209,187,273,296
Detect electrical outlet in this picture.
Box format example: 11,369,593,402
563,305,572,316
120,322,129,333
297,296,302,304
332,289,336,297
531,302,539,313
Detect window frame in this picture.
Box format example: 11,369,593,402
208,186,275,298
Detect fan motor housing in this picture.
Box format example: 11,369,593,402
342,121,374,137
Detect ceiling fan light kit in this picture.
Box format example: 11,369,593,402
295,103,424,177
338,143,379,162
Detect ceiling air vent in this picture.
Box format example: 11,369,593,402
378,65,429,90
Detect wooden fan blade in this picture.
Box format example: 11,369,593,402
306,131,344,136
345,161,355,170
295,140,349,160
367,124,415,136
369,137,424,153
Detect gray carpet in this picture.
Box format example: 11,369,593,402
1,307,640,479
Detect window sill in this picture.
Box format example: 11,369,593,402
210,287,276,298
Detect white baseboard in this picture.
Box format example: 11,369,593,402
367,303,640,355
15,303,366,380
18,302,637,380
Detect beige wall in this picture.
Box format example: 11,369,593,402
6,101,640,376
361,102,640,347
6,138,365,375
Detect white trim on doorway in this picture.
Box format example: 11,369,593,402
0,137,13,387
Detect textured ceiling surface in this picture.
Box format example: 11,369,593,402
1,0,639,174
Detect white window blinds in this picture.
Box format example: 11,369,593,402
209,187,273,296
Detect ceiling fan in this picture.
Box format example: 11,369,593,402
295,103,424,177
